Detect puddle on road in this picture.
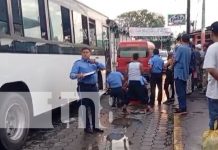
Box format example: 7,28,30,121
112,117,143,127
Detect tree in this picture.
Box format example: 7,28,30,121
115,9,165,28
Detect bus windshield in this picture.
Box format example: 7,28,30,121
118,47,147,57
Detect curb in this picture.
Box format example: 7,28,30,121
173,113,184,150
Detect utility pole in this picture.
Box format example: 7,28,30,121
187,0,191,34
201,0,206,45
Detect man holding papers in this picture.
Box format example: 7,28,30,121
70,47,105,134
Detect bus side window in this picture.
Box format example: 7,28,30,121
89,18,97,47
81,15,89,45
0,0,9,34
61,7,72,43
11,0,24,36
38,0,48,40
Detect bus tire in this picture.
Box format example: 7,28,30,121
0,93,30,150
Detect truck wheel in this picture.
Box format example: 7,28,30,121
0,93,30,150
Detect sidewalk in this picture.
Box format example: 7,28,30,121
174,91,209,150
22,94,174,150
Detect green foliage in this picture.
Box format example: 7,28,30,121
116,9,165,28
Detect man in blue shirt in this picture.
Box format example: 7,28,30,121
149,49,164,107
107,71,126,108
174,34,192,114
70,47,105,134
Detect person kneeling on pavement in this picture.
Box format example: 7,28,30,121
106,70,128,112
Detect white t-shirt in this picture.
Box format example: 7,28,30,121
203,42,218,99
128,62,141,81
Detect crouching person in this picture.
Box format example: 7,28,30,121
106,70,128,111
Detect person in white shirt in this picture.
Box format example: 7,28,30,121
203,21,218,130
127,53,146,104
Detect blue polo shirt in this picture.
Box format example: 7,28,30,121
70,58,105,84
149,55,164,73
174,44,192,81
107,71,124,88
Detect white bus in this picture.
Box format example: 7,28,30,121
0,0,110,149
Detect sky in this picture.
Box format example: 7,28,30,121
77,0,218,35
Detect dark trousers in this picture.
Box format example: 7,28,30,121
208,98,218,130
110,87,128,105
192,76,198,91
164,76,174,99
128,81,147,104
150,73,162,105
175,79,187,110
77,83,98,129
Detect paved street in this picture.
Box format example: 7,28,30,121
22,94,173,150
174,91,208,150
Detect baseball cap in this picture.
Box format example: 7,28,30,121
211,21,218,33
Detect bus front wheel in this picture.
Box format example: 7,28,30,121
0,93,30,150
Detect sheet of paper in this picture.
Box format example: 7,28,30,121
83,71,95,77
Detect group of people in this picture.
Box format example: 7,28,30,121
69,21,218,134
107,53,150,113
106,34,189,114
107,21,218,128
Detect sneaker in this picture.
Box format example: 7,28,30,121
169,97,175,100
93,128,104,133
163,100,173,105
84,128,94,134
186,92,192,95
174,108,187,115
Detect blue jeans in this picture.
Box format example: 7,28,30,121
175,79,187,110
208,98,218,130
